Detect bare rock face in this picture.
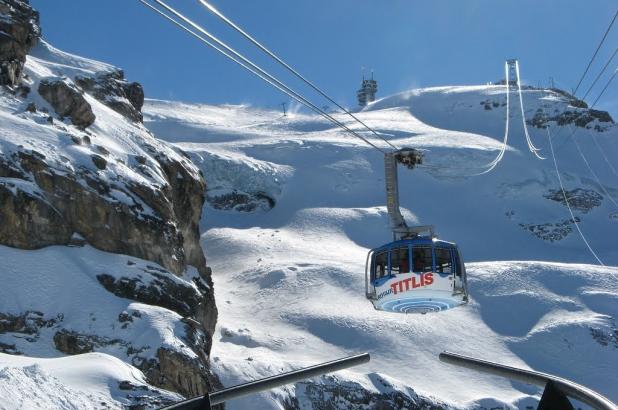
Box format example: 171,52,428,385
544,188,603,213
0,179,71,248
0,142,210,277
0,0,40,86
38,79,96,128
146,347,218,398
283,374,448,410
75,69,144,123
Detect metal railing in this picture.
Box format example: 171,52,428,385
439,351,617,410
161,353,370,409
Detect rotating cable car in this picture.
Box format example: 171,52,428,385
365,149,469,314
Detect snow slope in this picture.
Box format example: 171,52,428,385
0,244,201,409
144,86,618,408
0,353,181,409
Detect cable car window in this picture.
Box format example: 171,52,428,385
435,248,453,274
375,251,388,279
390,247,410,274
412,247,433,272
453,250,462,277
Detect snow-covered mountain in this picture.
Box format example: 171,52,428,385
1,1,618,408
143,83,618,409
1,1,218,407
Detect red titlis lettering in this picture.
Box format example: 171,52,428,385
389,273,434,294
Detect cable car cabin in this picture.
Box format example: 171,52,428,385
365,237,468,314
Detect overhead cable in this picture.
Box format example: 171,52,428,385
197,0,399,151
546,126,605,266
573,8,618,95
567,125,618,209
515,61,545,159
581,48,618,101
591,68,618,107
140,0,386,153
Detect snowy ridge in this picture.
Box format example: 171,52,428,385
143,86,618,409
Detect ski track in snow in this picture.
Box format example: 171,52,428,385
143,87,618,409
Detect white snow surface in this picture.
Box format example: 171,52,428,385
0,245,197,409
0,353,181,410
144,85,618,409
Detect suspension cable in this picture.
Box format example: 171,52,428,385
591,68,618,107
515,61,545,159
581,48,618,102
573,8,618,96
553,68,618,175
413,62,513,176
547,126,605,266
140,0,387,153
567,125,618,210
196,0,399,151
468,61,512,175
591,133,618,177
589,69,618,176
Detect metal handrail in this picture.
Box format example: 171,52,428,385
161,353,370,409
439,351,617,410
365,249,374,298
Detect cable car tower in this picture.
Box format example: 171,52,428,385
357,69,378,107
365,148,469,314
506,59,518,87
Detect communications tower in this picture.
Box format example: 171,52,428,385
357,70,378,107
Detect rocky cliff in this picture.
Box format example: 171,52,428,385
0,0,218,405
0,0,39,86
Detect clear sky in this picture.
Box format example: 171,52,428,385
31,0,618,116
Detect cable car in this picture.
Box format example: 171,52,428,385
366,148,469,313
365,234,468,314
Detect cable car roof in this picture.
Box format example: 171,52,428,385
371,236,458,253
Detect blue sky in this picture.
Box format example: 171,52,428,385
32,0,617,116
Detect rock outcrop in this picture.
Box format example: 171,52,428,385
283,374,448,410
544,188,603,213
0,0,40,86
75,69,144,123
38,78,96,128
0,148,205,277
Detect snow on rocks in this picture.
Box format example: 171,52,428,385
0,352,182,409
0,38,209,276
0,244,218,401
0,8,218,405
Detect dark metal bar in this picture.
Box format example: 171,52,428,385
161,353,370,409
439,351,617,410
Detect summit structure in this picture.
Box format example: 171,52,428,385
357,70,378,106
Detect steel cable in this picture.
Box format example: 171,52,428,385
581,48,618,102
197,0,399,151
573,8,618,96
140,0,387,153
547,126,605,265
